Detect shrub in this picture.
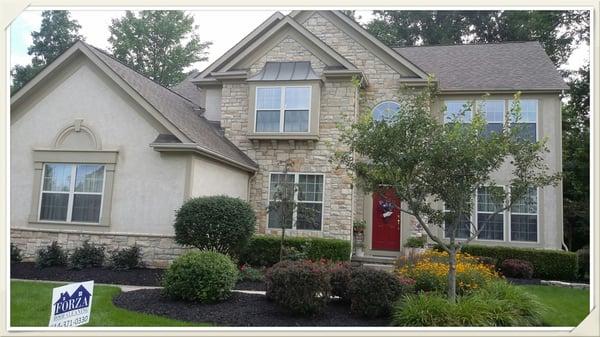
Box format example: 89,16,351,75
576,248,589,281
349,267,412,318
239,235,351,267
265,260,331,316
109,246,144,270
500,259,534,279
443,244,578,281
36,241,67,268
329,261,353,302
391,280,544,327
405,236,427,248
162,251,238,303
397,250,499,294
11,243,22,263
238,265,265,282
69,240,105,270
174,196,256,256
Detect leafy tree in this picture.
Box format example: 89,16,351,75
108,10,211,87
367,10,589,66
11,10,82,94
562,66,590,251
337,82,561,302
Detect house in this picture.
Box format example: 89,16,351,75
10,10,567,267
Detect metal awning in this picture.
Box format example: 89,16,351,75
248,61,320,81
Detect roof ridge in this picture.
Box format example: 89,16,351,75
86,42,201,108
393,40,540,49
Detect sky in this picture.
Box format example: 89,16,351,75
9,9,588,74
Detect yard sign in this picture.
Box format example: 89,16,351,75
48,281,94,327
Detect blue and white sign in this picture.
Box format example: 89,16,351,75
49,281,94,327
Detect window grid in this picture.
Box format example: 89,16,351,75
255,86,311,133
443,207,472,240
510,187,538,242
476,186,505,241
268,173,324,231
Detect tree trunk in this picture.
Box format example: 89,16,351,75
279,226,285,261
448,248,457,303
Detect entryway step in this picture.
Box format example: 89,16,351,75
351,255,397,265
361,263,395,272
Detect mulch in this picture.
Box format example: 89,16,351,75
113,289,388,327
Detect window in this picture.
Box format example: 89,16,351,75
255,86,310,133
443,207,471,239
510,187,538,242
268,173,323,230
509,99,537,141
480,100,505,136
444,101,472,123
39,163,105,223
372,101,401,122
476,186,505,240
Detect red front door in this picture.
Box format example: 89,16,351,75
371,188,401,251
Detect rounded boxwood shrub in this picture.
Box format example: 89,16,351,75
36,241,67,268
349,267,413,318
500,259,534,279
174,196,256,256
162,251,238,303
265,260,331,316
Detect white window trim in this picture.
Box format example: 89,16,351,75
38,163,107,224
267,172,325,231
508,99,539,141
508,187,540,244
254,86,312,134
479,99,506,123
475,186,507,242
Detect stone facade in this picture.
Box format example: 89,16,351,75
11,228,190,268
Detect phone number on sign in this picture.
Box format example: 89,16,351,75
51,315,89,327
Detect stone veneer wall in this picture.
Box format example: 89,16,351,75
11,228,190,268
220,35,357,241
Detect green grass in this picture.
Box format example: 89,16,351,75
10,280,210,327
520,285,590,326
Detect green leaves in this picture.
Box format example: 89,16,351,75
108,10,212,87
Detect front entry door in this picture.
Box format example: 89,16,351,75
371,188,401,251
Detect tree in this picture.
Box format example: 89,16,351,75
367,10,589,66
337,82,561,302
108,10,211,87
11,10,83,94
562,65,590,251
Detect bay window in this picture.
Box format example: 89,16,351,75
255,86,311,133
268,173,323,230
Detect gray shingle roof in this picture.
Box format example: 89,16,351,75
86,43,257,170
394,41,568,91
248,61,320,81
170,70,204,107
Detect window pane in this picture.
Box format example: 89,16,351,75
296,203,322,230
71,194,102,223
285,87,310,109
40,193,69,221
256,87,281,109
373,101,401,122
520,100,537,122
511,214,537,242
444,101,472,123
444,212,471,239
269,174,295,200
477,187,504,212
284,110,309,132
511,187,537,213
43,164,72,192
267,201,293,229
511,123,536,142
481,101,504,122
477,213,504,240
298,174,323,202
75,165,105,193
484,123,504,137
256,110,280,132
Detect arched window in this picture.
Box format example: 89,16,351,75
372,101,401,122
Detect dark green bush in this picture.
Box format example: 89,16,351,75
69,240,105,270
576,248,589,281
239,235,351,267
329,261,353,302
265,260,331,316
405,236,427,248
109,246,144,270
500,259,534,279
349,267,413,318
391,281,544,326
436,244,578,281
11,243,22,263
36,241,67,268
174,196,256,256
162,251,238,303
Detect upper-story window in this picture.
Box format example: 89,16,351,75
444,100,472,123
255,86,311,133
480,100,505,136
372,101,401,122
510,99,538,141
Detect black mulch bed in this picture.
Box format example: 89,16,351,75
235,281,266,291
505,277,542,285
113,289,388,327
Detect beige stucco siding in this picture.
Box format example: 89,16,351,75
11,55,188,235
188,155,250,200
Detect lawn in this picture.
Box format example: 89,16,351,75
520,285,590,327
10,280,209,327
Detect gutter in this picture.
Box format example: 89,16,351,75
150,143,258,173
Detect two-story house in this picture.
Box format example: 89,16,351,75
10,10,567,266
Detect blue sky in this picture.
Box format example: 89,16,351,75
9,9,588,74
